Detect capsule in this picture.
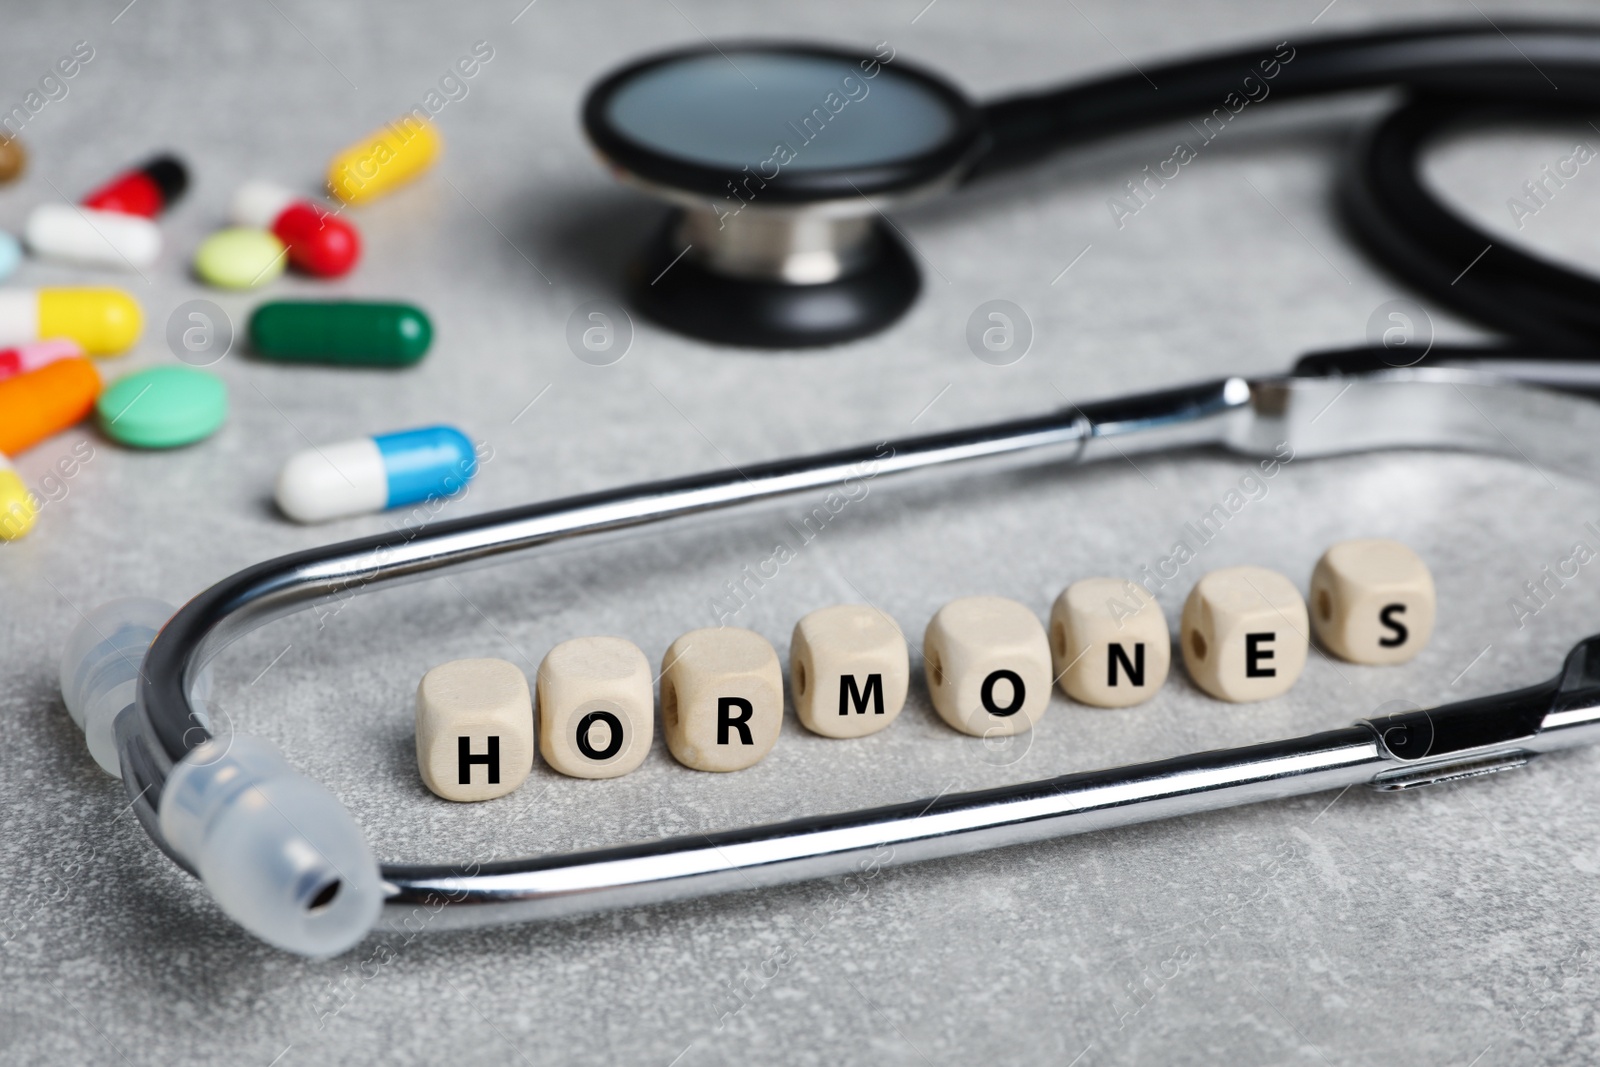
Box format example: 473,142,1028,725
231,181,361,277
0,357,100,456
25,204,161,269
0,455,36,540
0,288,142,356
249,300,432,366
0,338,84,381
326,117,441,205
81,154,188,217
275,425,477,523
0,230,19,281
0,136,26,183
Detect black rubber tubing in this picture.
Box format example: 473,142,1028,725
971,22,1600,357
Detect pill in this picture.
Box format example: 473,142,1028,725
193,227,287,290
0,455,35,540
0,357,100,456
231,181,361,277
249,300,432,366
275,425,477,523
0,339,84,381
81,154,188,217
327,117,441,205
97,366,227,449
0,231,19,281
25,204,161,269
0,288,142,356
0,136,26,183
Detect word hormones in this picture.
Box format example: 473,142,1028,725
413,539,1435,800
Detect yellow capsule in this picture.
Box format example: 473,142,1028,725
0,455,36,541
0,288,143,356
326,116,442,205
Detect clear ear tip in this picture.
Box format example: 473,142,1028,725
58,597,174,777
159,735,381,957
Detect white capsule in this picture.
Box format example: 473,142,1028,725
0,291,38,343
230,180,296,229
275,438,388,523
25,203,161,269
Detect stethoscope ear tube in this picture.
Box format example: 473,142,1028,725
158,736,381,958
1293,346,1600,395
57,601,381,956
112,362,1600,955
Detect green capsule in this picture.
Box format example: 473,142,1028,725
248,300,432,366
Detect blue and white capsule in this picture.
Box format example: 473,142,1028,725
274,425,478,523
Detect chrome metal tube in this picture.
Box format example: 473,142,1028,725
386,726,1386,927
124,366,1600,931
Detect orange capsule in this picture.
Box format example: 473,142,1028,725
0,356,100,456
0,136,25,183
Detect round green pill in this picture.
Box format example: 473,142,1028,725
194,227,287,290
249,301,432,366
97,366,227,448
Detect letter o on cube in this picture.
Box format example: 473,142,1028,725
1050,578,1170,707
1309,539,1435,664
1181,566,1308,703
536,636,653,779
415,658,533,801
790,604,908,738
661,627,783,771
923,596,1052,736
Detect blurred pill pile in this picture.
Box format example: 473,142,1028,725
0,116,480,542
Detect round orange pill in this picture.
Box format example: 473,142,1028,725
0,356,100,456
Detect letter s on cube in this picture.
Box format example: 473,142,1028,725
1309,539,1435,664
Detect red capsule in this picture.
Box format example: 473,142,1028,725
82,154,188,217
231,181,361,277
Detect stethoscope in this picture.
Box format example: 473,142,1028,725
581,23,1600,350
62,23,1600,957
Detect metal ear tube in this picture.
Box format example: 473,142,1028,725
68,363,1600,955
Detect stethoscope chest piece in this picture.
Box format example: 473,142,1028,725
582,43,983,348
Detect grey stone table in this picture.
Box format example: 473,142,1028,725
4,0,1600,1063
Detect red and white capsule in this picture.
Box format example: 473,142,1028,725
230,182,361,277
82,154,189,218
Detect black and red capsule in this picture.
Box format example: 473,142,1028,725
82,154,189,217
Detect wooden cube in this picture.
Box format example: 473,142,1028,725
661,628,783,772
790,604,909,738
1050,578,1170,708
1310,539,1435,664
415,658,533,801
923,596,1051,737
536,636,653,779
1180,566,1308,703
